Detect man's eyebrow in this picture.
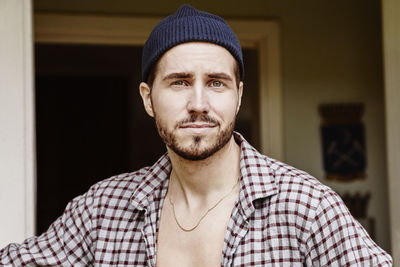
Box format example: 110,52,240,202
207,72,233,81
162,72,193,81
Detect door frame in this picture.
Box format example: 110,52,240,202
34,13,283,160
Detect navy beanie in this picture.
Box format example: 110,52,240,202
142,4,244,82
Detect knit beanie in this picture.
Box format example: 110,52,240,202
141,4,244,82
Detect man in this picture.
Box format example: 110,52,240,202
0,4,393,266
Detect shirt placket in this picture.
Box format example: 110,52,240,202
141,208,157,267
221,203,250,266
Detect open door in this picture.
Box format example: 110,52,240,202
32,14,282,236
34,43,262,234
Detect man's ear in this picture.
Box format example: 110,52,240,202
139,82,154,117
236,81,244,114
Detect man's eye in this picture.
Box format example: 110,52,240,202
172,80,186,86
211,80,223,87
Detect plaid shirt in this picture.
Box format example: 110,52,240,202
1,133,392,266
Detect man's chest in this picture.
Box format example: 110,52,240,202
92,224,303,267
155,198,233,267
92,202,303,266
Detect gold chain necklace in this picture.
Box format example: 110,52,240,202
168,175,240,232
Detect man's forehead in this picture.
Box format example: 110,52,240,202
164,42,232,55
157,42,236,70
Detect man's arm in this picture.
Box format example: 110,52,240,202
304,190,392,266
0,187,95,266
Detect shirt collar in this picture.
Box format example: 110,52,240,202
130,153,171,211
130,132,278,216
234,132,278,219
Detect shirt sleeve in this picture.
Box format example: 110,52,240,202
0,186,96,267
304,190,393,266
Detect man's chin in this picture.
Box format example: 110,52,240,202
168,135,232,161
169,145,218,161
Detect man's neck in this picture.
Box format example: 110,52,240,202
167,136,241,208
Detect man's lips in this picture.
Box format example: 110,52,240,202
180,123,216,129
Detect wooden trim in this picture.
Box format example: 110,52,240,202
228,21,283,160
23,0,36,240
382,0,400,260
0,0,35,246
35,14,159,45
34,13,283,160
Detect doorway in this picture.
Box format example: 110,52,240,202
35,43,260,234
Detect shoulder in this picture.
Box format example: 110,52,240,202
258,156,349,241
236,132,333,220
86,166,152,203
266,157,354,225
266,157,334,212
236,131,333,210
265,158,392,265
62,166,152,215
94,167,150,194
72,152,171,213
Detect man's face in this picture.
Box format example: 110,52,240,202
140,42,243,161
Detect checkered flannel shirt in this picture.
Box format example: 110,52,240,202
1,133,392,266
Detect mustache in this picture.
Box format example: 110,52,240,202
177,114,219,127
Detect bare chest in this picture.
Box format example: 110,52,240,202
156,195,237,267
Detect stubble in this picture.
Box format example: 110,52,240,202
155,113,236,161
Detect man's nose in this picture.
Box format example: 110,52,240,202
187,83,210,113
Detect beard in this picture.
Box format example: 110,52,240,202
154,113,236,161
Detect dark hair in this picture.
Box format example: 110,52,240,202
146,64,157,89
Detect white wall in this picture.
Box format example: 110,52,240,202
0,0,35,247
281,1,390,251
